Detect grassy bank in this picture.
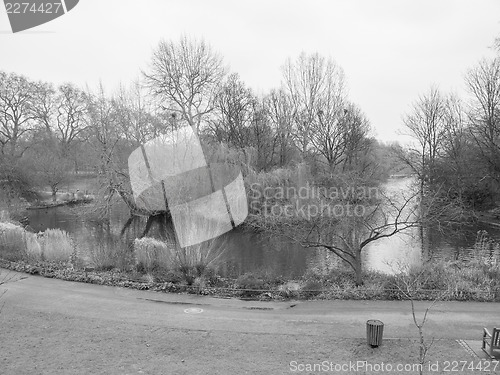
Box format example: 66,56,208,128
0,220,499,302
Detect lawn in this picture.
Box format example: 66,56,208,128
0,307,495,375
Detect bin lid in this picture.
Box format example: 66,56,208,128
366,319,384,325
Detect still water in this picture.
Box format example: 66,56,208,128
25,178,500,278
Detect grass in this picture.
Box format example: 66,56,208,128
37,229,74,262
0,223,73,263
134,237,174,273
0,222,29,261
83,234,133,271
0,307,487,375
134,235,227,285
173,237,227,284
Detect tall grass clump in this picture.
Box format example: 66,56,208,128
169,215,229,283
0,221,75,263
174,215,228,271
25,232,42,261
0,222,27,261
173,237,227,284
37,229,73,262
134,237,174,274
134,216,228,285
79,230,133,271
0,210,10,222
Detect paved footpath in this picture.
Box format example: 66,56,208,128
1,269,498,340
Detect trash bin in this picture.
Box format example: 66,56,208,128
366,319,384,347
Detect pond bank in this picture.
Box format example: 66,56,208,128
27,197,93,210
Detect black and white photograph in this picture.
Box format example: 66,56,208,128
1,1,500,374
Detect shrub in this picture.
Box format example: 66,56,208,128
159,269,185,284
235,272,266,296
324,268,358,287
300,280,323,298
277,281,301,298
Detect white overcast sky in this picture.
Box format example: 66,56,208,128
1,0,499,142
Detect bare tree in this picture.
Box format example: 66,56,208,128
264,88,295,167
86,84,173,237
402,86,447,189
282,52,347,160
342,104,372,167
31,80,55,136
85,84,131,219
27,138,73,202
437,94,478,208
55,84,89,154
208,73,256,148
113,80,162,145
312,102,371,172
466,57,500,183
249,99,278,171
393,266,448,375
441,95,469,167
144,35,227,133
0,71,43,158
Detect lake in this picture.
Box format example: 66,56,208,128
24,177,500,278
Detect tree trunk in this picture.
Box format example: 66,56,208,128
51,187,57,202
354,257,363,286
140,212,173,240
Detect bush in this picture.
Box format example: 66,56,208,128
300,280,323,298
235,272,266,296
324,268,358,287
277,281,301,298
159,269,185,284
